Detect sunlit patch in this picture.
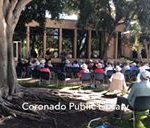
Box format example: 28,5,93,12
3,18,6,36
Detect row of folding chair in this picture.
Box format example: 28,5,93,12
65,67,82,78
16,66,32,78
81,73,105,87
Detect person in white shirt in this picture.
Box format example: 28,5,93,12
105,63,114,75
72,60,80,68
122,62,130,74
114,70,150,118
137,63,150,82
139,62,150,71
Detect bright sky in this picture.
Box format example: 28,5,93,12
59,13,78,20
46,12,78,20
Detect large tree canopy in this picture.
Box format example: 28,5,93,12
73,0,132,58
15,0,66,39
76,0,150,58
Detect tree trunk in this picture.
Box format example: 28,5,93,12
145,44,150,60
99,32,105,59
7,26,18,95
0,20,17,98
137,50,143,62
0,0,32,98
0,17,8,98
103,32,114,59
0,1,8,97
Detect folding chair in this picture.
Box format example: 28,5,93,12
106,70,114,84
124,70,131,82
106,70,114,78
56,72,70,85
65,67,73,78
133,96,150,128
81,73,92,84
31,69,40,79
39,70,51,85
93,73,105,87
72,67,82,77
130,70,139,81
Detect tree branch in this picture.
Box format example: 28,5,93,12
10,0,18,13
14,0,32,18
3,0,10,18
12,0,32,28
6,0,18,24
0,0,4,18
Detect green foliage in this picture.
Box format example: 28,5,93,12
62,38,72,53
22,0,64,22
124,0,150,34
76,0,134,58
77,0,130,32
14,0,150,59
78,0,93,29
63,0,79,14
15,0,66,39
136,0,150,33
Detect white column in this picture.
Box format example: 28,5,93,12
26,26,30,58
43,29,47,58
88,30,92,59
59,28,62,57
74,29,77,59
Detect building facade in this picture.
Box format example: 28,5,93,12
25,19,126,62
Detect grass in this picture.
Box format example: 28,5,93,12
80,116,150,128
69,84,106,92
19,79,106,92
81,86,105,92
19,79,67,89
110,116,150,128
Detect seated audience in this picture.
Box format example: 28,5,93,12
88,59,94,70
108,66,128,93
139,62,150,71
40,59,46,68
65,59,72,67
122,62,130,74
130,62,138,71
114,70,150,118
30,58,40,69
77,63,89,78
45,60,53,68
72,60,80,68
105,63,114,75
40,67,51,74
94,63,105,74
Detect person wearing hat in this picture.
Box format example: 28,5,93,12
77,63,89,78
94,63,105,74
128,70,150,106
130,62,138,71
108,66,128,93
114,70,150,118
